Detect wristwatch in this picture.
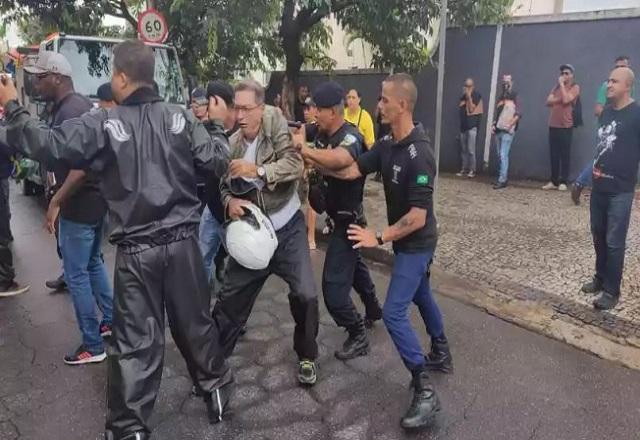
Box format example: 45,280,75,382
376,231,384,246
256,166,266,180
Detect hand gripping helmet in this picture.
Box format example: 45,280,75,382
224,203,278,270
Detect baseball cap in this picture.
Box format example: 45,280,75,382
206,80,234,106
560,64,575,73
312,81,345,108
24,51,72,77
190,87,208,105
97,83,113,102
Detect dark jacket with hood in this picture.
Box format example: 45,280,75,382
0,87,229,250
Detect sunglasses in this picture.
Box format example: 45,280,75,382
561,71,572,76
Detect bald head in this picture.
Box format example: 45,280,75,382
607,67,635,107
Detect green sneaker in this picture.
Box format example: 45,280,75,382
298,359,317,386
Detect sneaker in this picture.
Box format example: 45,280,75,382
558,183,568,191
541,182,557,190
100,323,113,338
204,382,233,424
571,183,583,205
322,226,331,235
308,241,317,250
455,170,466,177
118,432,149,440
45,274,67,291
493,182,507,190
593,292,619,310
581,278,603,294
467,171,476,178
298,359,317,386
0,282,30,298
63,345,106,365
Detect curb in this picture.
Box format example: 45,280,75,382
313,218,640,371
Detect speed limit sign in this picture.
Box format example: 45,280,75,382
137,8,168,43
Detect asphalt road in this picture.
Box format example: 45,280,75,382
1,187,640,440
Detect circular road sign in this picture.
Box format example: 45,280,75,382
138,8,168,44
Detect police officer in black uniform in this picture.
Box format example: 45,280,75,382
295,81,382,360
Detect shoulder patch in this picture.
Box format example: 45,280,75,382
104,119,131,142
416,174,429,186
169,113,186,134
342,133,357,146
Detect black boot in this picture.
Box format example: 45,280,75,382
424,336,453,374
400,369,441,430
335,321,369,360
204,381,233,424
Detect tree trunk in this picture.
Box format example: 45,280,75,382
280,28,304,121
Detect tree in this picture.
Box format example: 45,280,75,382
275,0,513,111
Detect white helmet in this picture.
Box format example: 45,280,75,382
224,203,278,270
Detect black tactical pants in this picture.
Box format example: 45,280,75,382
213,210,319,360
105,236,231,439
322,221,377,331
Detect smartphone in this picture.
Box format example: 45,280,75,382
287,121,302,129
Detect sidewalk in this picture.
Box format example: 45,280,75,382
317,175,640,367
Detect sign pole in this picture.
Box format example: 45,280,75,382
433,0,447,200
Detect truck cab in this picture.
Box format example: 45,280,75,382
16,33,187,195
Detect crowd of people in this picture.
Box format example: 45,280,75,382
0,38,637,440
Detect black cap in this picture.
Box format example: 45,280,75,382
97,83,113,101
312,81,345,108
560,63,575,73
190,87,207,104
206,80,234,106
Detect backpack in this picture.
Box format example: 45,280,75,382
572,94,583,128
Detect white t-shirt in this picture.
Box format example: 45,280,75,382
243,138,300,231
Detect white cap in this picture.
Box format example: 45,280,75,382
24,51,72,77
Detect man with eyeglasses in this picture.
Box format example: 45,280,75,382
190,87,209,122
27,51,114,365
542,64,581,192
457,78,483,178
213,79,320,386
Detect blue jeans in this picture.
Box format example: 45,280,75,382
576,162,593,187
590,191,635,297
495,132,514,184
59,217,113,354
383,250,445,372
198,206,223,282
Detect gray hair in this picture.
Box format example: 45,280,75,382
234,79,265,105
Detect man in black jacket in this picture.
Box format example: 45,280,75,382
0,40,231,440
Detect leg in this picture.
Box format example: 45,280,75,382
576,162,593,187
307,206,317,248
498,133,513,184
352,252,382,322
0,241,15,288
212,256,270,358
59,218,103,354
164,237,231,391
87,218,113,327
467,127,478,173
271,211,319,361
0,179,12,244
413,266,445,340
559,128,573,185
602,192,635,297
549,128,560,186
198,206,222,283
105,247,165,438
383,252,432,372
459,131,469,172
590,191,608,287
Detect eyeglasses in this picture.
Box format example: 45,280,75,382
234,104,261,114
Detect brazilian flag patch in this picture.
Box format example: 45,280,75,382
416,174,429,186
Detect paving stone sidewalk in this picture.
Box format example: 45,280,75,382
354,175,640,338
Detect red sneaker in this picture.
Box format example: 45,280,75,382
63,345,106,365
100,323,112,338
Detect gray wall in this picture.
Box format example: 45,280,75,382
267,15,640,181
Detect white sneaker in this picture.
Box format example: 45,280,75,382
467,171,476,178
456,171,466,177
558,184,568,191
0,283,30,298
541,182,557,190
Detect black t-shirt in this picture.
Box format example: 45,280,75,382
205,124,238,222
315,122,366,219
592,101,640,194
50,93,108,224
357,125,437,253
294,99,306,123
459,91,482,131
